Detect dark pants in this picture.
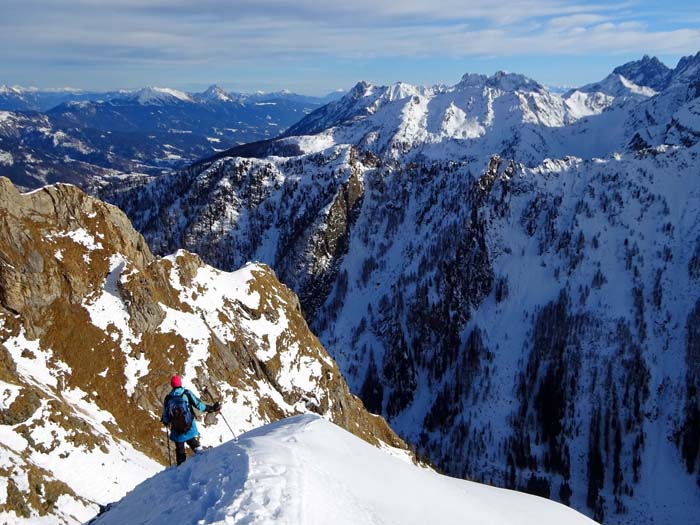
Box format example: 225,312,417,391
175,437,201,465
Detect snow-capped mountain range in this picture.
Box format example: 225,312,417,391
0,84,341,114
48,85,323,147
91,414,597,525
0,86,344,191
103,52,700,524
277,53,699,168
0,86,104,113
0,177,407,524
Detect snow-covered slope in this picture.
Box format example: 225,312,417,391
0,177,407,524
562,74,655,120
91,414,597,525
0,86,42,112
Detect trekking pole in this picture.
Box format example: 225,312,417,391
165,425,172,466
194,378,237,440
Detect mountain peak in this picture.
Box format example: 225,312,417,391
0,84,24,94
458,71,541,92
346,80,371,99
458,72,489,87
570,72,657,100
281,80,375,137
130,86,193,105
201,84,232,102
673,50,700,83
488,70,542,91
612,55,671,91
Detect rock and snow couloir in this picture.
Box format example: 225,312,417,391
91,414,598,525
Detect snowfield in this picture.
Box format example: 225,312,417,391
92,415,597,525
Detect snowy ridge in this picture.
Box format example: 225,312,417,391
125,86,194,105
0,178,407,524
91,415,597,525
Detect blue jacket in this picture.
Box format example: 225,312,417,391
161,387,207,442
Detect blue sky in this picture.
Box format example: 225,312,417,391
1,0,699,95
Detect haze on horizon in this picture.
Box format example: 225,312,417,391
1,0,699,95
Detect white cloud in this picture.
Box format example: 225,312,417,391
548,13,609,30
15,0,625,25
0,0,698,88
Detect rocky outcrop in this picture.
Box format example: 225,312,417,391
0,177,408,524
285,159,365,318
681,299,700,480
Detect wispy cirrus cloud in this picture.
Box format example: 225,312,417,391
0,0,698,91
547,13,610,30
5,0,627,25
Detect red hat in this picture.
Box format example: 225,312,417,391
170,375,182,388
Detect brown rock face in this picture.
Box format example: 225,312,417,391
0,177,408,524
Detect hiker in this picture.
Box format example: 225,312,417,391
161,375,220,465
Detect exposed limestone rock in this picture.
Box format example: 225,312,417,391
293,161,365,317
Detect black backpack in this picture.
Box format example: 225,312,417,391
166,391,195,434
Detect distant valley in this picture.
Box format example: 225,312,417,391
0,85,343,190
